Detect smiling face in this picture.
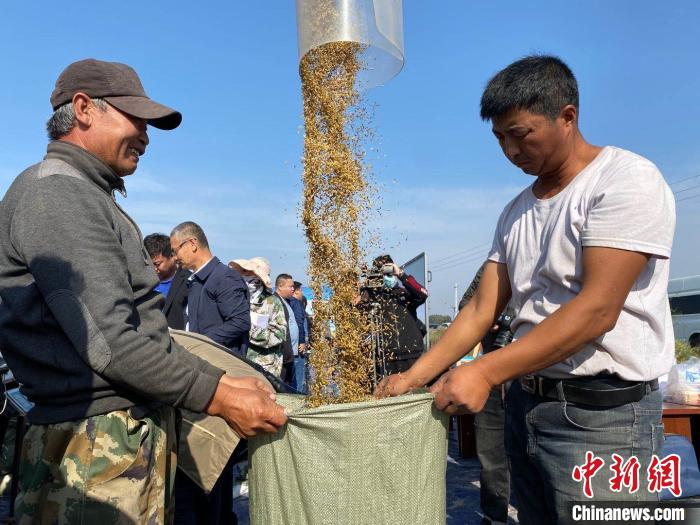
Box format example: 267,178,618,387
89,102,149,176
491,107,574,177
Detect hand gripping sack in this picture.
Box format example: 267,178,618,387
249,392,448,525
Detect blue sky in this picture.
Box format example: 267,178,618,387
1,1,699,316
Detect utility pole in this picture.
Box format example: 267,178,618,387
453,283,458,320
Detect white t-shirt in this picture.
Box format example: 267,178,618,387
488,146,676,381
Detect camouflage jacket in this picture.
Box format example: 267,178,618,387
248,289,287,351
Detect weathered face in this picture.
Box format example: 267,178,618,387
89,103,149,176
170,235,196,271
151,252,178,281
276,278,295,299
491,107,572,177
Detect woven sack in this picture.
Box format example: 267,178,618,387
249,392,448,525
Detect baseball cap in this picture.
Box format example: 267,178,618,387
50,58,182,130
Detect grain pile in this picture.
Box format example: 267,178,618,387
300,41,376,406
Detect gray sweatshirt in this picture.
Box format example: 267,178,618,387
0,141,223,424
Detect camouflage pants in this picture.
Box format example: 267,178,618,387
15,405,177,525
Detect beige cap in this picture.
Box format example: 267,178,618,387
229,257,272,290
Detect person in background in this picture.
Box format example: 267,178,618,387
459,264,513,525
144,232,189,329
170,221,250,356
275,273,298,387
229,257,287,378
291,280,309,393
169,221,251,524
358,254,428,376
293,281,307,309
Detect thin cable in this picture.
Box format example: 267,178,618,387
672,183,700,196
431,251,490,272
431,250,489,271
676,193,700,204
430,242,491,265
669,173,700,187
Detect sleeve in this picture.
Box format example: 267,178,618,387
11,178,223,412
581,161,675,258
204,271,252,346
399,274,428,308
487,208,508,264
249,296,287,348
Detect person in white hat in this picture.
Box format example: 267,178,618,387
229,257,288,377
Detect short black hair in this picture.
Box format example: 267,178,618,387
171,221,209,250
144,233,173,258
480,55,579,121
293,281,303,291
275,273,293,287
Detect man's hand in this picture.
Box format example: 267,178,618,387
206,379,288,438
298,343,306,356
390,263,404,277
374,372,416,398
219,374,276,400
430,364,492,415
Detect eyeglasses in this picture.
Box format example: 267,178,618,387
173,238,194,255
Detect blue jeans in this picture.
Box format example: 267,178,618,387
293,356,307,394
505,381,663,525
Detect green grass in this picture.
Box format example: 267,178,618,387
675,339,700,362
429,327,447,347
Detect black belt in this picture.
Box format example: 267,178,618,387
519,374,659,407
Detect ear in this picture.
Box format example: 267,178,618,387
559,104,577,128
71,92,96,127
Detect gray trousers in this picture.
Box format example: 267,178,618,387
475,384,511,524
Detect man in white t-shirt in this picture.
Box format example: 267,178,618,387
377,55,676,524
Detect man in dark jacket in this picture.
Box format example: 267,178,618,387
170,221,251,356
144,232,189,329
0,58,286,524
274,274,298,386
291,281,309,392
170,221,251,524
359,254,428,376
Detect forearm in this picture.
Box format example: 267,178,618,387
473,290,616,386
103,330,225,410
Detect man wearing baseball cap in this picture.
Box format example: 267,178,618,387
0,59,287,523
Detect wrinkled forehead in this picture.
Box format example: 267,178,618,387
491,108,549,133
